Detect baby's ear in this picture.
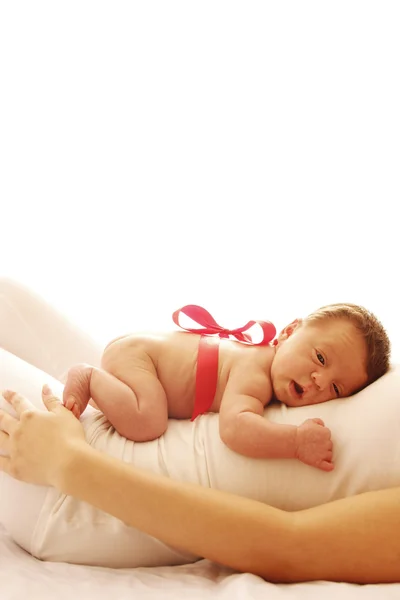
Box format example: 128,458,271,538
279,318,302,340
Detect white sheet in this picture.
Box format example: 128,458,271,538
2,523,400,599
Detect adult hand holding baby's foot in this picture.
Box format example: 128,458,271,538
0,386,86,486
295,418,334,472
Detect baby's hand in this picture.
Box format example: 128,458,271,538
295,418,334,472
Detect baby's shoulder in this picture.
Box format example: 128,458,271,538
229,343,274,380
226,346,273,403
231,341,274,364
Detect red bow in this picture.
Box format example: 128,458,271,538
172,305,276,346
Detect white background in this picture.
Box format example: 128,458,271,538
1,1,399,358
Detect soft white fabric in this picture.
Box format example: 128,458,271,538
0,277,103,378
4,523,400,600
2,346,400,567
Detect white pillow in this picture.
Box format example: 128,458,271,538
1,346,400,513
200,364,400,510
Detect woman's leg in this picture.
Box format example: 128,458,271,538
0,277,103,380
0,348,102,557
0,466,49,555
0,277,103,554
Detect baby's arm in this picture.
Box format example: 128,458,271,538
219,366,334,471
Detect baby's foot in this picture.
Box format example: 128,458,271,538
63,363,92,419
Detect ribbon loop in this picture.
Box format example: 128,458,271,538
172,305,276,346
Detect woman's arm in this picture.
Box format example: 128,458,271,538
293,487,400,583
62,444,296,579
60,448,400,583
1,388,400,584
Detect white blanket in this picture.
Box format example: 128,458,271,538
2,523,400,599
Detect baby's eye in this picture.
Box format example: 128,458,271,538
316,352,325,365
333,383,339,397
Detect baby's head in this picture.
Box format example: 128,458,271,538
270,303,390,407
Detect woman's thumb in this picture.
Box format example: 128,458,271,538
42,384,62,412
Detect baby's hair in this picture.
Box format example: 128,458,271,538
306,303,391,387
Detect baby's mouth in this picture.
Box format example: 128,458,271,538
293,381,304,397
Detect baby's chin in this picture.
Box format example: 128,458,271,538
271,387,290,406
271,383,296,407
276,396,295,407
280,398,296,407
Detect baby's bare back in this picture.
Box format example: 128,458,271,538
103,331,270,418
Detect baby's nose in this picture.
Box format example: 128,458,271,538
311,371,329,391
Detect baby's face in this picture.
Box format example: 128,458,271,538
270,318,368,406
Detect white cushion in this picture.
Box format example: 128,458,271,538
201,364,400,510
2,347,400,512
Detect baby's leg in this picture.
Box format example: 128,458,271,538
63,363,134,419
64,356,169,442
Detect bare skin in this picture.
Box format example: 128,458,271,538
63,318,368,470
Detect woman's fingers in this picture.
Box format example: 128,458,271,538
0,427,10,451
2,385,64,418
2,386,64,416
42,385,80,420
0,411,13,477
41,384,64,411
0,385,87,486
0,454,11,476
2,389,35,416
0,408,17,435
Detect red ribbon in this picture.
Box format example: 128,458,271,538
172,305,276,420
172,304,276,346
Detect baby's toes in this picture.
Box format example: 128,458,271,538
64,395,76,411
71,403,81,419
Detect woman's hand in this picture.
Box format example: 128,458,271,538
0,385,87,487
